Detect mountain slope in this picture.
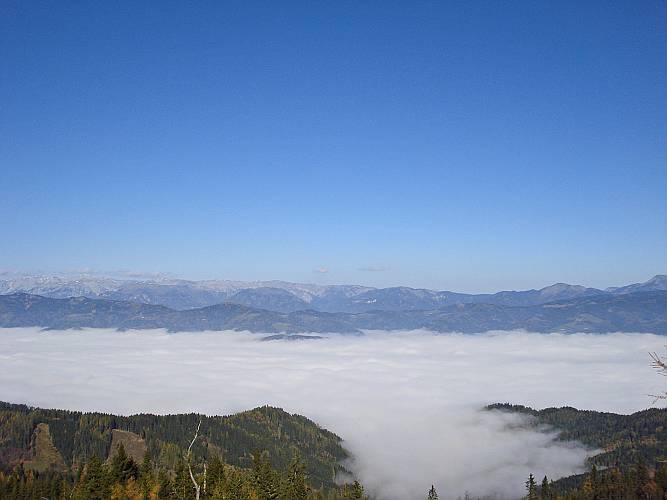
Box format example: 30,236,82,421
488,403,667,466
350,291,667,333
1,291,666,334
0,293,359,333
0,401,348,489
609,275,667,295
476,283,605,307
225,287,310,312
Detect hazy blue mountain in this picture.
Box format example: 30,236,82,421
261,333,324,341
353,291,667,333
226,287,310,312
307,284,377,311
0,273,664,313
309,283,607,311
608,274,667,294
322,286,442,312
473,283,605,307
0,293,174,330
1,290,666,334
0,275,370,310
102,281,231,309
0,293,358,333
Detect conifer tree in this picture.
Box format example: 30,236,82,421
215,468,250,500
253,451,279,500
157,469,173,499
280,456,308,500
539,475,551,500
655,462,667,499
139,451,154,500
173,459,193,500
427,484,438,500
525,473,538,500
635,457,655,499
81,455,109,500
343,480,366,500
110,443,139,484
207,455,225,495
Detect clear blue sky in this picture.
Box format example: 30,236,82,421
1,1,665,292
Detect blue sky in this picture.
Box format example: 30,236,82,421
1,1,665,292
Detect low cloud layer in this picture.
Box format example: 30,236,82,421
0,329,664,499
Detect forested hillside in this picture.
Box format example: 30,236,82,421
4,401,667,499
488,404,667,468
490,404,667,499
0,401,365,499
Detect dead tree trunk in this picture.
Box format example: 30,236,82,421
187,418,203,500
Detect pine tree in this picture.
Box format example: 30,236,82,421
635,457,655,499
207,455,225,495
589,464,601,500
82,455,109,500
215,468,250,500
279,456,308,500
427,484,438,500
655,462,667,499
139,451,153,500
110,443,139,484
525,473,538,500
607,467,624,499
342,480,366,500
173,458,194,500
539,475,551,500
253,451,279,500
157,469,172,499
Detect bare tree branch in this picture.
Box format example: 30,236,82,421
650,351,667,375
649,394,666,404
650,350,667,403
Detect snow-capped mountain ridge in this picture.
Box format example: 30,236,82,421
0,273,664,313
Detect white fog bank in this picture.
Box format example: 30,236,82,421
1,328,665,499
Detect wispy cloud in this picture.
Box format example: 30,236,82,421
313,267,329,274
358,265,391,272
0,329,660,499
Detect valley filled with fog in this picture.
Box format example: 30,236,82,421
1,328,664,499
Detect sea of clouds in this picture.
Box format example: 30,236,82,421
1,328,665,499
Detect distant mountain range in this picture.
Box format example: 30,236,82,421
0,274,665,313
1,290,666,334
